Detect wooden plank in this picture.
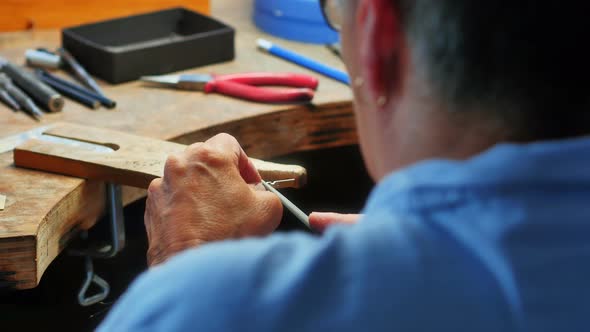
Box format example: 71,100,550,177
0,153,107,289
0,0,356,290
13,123,308,189
0,0,209,32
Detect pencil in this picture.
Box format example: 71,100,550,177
257,39,350,85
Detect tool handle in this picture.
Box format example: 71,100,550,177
216,73,319,90
205,80,314,103
25,49,62,69
261,181,311,229
1,62,64,112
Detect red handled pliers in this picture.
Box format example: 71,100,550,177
140,72,318,103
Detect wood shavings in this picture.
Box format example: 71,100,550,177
0,194,5,211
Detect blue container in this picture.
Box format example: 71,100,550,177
253,0,339,44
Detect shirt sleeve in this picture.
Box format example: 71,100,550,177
97,216,511,332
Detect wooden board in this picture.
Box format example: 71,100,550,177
0,0,209,32
14,123,308,189
0,0,356,290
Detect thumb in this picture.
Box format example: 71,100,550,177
309,212,361,233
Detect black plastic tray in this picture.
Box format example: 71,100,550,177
62,7,235,84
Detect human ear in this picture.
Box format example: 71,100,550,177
356,0,403,109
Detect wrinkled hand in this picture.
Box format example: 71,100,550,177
309,212,361,233
144,133,283,266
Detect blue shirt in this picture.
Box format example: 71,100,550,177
99,138,590,331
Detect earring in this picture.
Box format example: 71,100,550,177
354,76,364,88
377,96,387,107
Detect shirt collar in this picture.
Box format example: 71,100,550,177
365,136,590,211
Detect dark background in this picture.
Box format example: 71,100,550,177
0,145,373,331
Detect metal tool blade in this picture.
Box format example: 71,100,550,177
140,74,213,91
178,74,213,83
0,125,115,154
140,75,181,85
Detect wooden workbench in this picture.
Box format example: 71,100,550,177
0,0,356,290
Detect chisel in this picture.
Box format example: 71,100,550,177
0,73,43,120
57,48,105,96
0,87,20,111
0,58,64,112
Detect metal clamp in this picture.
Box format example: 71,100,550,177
70,183,125,306
78,256,110,306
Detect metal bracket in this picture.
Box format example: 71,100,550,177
69,183,125,306
78,256,110,306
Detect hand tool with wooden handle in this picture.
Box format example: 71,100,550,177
13,123,307,189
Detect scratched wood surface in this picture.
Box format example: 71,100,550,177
0,0,356,289
0,0,209,32
14,123,308,189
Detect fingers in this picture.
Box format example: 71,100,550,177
204,133,261,184
145,178,163,243
145,178,162,266
249,182,266,192
145,134,278,267
163,152,187,184
309,212,361,233
173,133,259,186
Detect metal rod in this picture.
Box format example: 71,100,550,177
57,48,105,96
38,69,116,109
0,73,43,120
103,183,126,258
0,58,64,112
261,181,311,229
0,88,20,111
37,73,100,109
